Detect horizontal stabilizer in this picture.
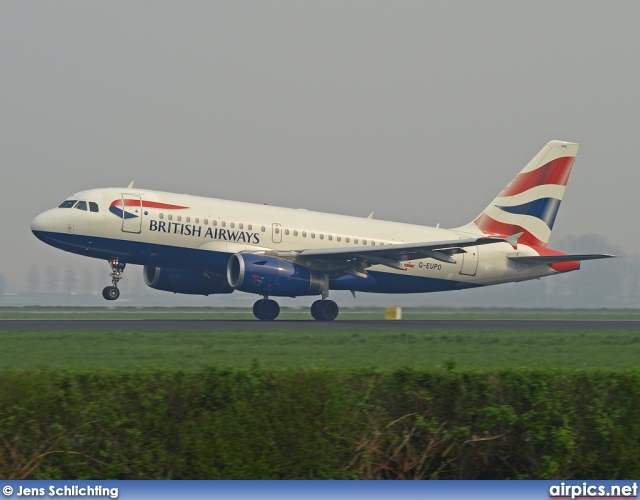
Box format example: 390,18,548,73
508,254,617,264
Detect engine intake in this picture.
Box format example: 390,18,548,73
143,266,233,295
227,253,326,297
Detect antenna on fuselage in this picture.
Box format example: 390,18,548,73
127,181,135,189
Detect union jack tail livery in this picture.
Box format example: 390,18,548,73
457,140,577,247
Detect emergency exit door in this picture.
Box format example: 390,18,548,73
460,246,479,276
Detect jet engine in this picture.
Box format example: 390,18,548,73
227,253,326,297
143,266,233,295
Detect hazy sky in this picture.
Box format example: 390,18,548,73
1,1,637,306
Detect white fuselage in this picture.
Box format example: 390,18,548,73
31,187,561,295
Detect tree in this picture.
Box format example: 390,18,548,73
45,266,59,293
27,266,42,293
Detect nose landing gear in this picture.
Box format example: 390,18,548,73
102,259,125,301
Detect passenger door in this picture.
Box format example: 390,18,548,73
121,194,142,233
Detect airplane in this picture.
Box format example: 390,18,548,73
31,140,615,321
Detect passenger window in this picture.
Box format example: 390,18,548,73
186,217,191,223
58,200,77,209
239,223,243,229
337,236,341,242
75,201,87,211
204,219,208,225
168,214,173,221
328,235,332,241
302,231,307,237
285,229,289,235
248,224,253,230
195,218,199,224
294,230,298,236
363,239,367,245
354,238,358,244
261,226,265,232
159,213,164,220
230,222,234,228
177,216,182,222
319,234,324,240
89,202,99,212
345,237,350,243
311,232,315,239
213,220,217,226
222,221,226,227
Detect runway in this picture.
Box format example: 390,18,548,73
0,319,639,331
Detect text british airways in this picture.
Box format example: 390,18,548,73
149,220,260,244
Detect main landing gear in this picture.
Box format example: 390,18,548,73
102,258,125,301
251,296,340,321
311,299,339,322
253,297,280,321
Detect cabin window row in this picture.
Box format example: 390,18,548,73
275,227,386,246
157,213,266,232
155,212,389,246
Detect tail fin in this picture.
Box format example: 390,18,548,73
455,140,578,247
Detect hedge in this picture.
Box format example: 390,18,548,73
1,366,638,479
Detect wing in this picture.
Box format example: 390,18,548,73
266,236,508,278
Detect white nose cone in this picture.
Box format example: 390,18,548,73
31,211,55,233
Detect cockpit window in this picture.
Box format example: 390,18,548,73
89,202,99,212
75,201,88,211
58,200,77,208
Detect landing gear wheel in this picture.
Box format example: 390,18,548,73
311,299,339,321
252,300,263,319
103,258,126,301
253,299,280,321
311,300,321,319
102,286,120,301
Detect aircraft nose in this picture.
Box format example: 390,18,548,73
31,211,55,233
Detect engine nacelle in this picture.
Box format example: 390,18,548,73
143,266,233,295
227,253,326,297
